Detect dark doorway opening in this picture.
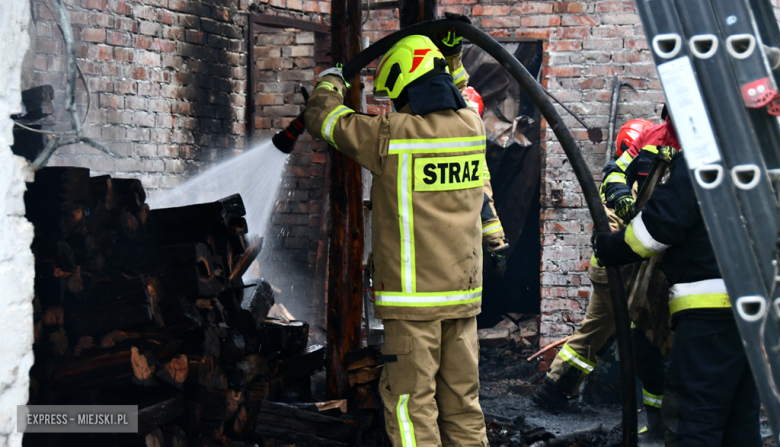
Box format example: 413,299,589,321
460,41,544,328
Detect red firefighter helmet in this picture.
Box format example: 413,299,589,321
616,118,653,156
464,86,484,117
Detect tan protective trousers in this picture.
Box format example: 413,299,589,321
379,317,488,447
546,264,612,392
546,204,622,392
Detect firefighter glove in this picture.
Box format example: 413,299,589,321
658,145,675,163
318,65,350,88
487,244,510,278
614,194,636,222
435,13,471,56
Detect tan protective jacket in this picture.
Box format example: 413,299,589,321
305,51,506,321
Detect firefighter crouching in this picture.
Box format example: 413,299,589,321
533,114,674,442
304,19,508,446
593,151,762,446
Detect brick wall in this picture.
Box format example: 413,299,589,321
250,27,330,317
363,1,664,366
29,0,331,314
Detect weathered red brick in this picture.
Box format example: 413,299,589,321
480,16,521,28
549,40,582,52
81,28,106,43
521,15,561,27
560,15,598,26
595,1,635,13
472,4,511,15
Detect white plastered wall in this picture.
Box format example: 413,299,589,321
0,0,35,446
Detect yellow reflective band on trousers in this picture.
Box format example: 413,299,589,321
388,136,486,154
482,222,502,235
624,212,669,258
668,279,731,314
559,343,596,373
321,105,353,149
374,288,482,307
413,154,483,191
397,394,417,447
643,388,663,408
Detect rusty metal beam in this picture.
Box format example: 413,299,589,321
325,0,365,400
253,13,330,34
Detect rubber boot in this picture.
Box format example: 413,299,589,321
637,406,665,446
532,380,569,412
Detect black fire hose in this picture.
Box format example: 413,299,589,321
342,20,636,445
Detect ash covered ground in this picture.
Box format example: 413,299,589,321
476,327,626,447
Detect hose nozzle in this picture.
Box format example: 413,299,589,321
272,86,309,154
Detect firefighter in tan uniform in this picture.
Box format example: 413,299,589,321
305,27,507,447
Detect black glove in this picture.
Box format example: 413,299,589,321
614,194,636,222
487,245,510,278
434,13,472,56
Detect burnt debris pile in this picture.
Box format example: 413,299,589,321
23,167,363,447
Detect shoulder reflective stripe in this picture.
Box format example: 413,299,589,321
452,66,466,84
374,288,482,307
397,394,416,447
482,222,502,235
414,153,483,191
388,136,486,154
321,105,353,149
559,343,596,373
624,212,669,258
315,81,336,91
643,145,659,154
602,172,627,185
398,153,416,293
642,389,663,408
615,151,634,171
669,278,730,314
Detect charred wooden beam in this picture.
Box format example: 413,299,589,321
261,318,309,355
290,399,348,416
347,365,382,387
269,344,325,386
138,394,185,433
254,400,353,444
327,0,365,401
252,13,330,34
344,345,382,371
398,0,436,28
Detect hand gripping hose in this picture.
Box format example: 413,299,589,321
343,19,637,445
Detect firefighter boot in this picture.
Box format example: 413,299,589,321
532,380,569,412
637,406,665,446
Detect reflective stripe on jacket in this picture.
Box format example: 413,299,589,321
304,51,505,320
595,153,729,317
